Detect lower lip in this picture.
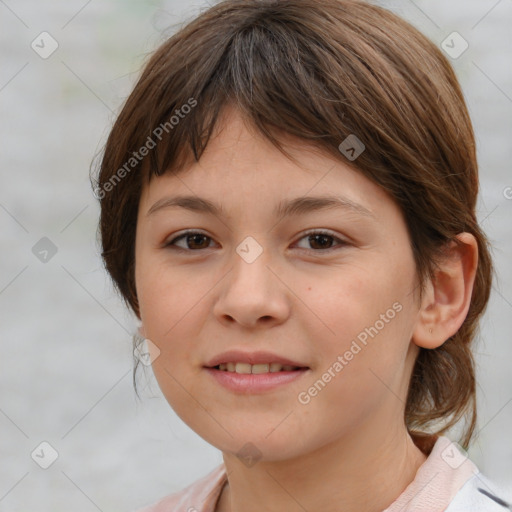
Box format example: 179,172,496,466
204,367,309,393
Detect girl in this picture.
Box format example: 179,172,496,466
94,0,511,510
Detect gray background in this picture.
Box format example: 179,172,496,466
1,0,511,510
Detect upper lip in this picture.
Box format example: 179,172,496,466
204,350,308,368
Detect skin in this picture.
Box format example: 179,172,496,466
134,105,478,512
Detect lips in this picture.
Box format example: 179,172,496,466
204,350,310,393
204,350,308,369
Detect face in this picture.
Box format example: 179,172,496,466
134,106,422,462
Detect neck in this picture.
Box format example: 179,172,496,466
217,425,428,512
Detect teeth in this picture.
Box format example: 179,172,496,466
270,363,282,373
216,362,300,373
235,362,252,374
251,363,269,374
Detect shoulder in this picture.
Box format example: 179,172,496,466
133,464,227,512
445,471,512,512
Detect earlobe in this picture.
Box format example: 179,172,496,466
412,233,478,350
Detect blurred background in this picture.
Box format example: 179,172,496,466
1,0,511,510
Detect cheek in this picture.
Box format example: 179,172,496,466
136,262,208,414
303,255,417,390
135,257,197,355
135,257,228,390
306,260,411,344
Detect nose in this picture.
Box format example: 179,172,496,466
213,243,291,329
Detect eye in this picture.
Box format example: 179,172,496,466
165,231,215,251
294,230,348,251
165,229,348,252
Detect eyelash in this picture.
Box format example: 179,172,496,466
164,229,349,253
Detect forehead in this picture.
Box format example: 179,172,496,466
139,106,398,223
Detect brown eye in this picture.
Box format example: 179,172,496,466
307,234,335,250
295,231,347,251
165,229,348,253
166,231,214,251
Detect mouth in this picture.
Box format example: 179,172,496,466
204,350,308,371
210,362,306,374
203,351,310,393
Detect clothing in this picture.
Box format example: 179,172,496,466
134,436,511,512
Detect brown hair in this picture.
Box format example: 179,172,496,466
93,0,493,450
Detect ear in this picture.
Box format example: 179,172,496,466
412,232,478,349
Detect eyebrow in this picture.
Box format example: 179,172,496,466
146,194,375,219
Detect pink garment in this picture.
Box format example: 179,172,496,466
135,464,226,512
383,435,478,512
135,435,479,512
